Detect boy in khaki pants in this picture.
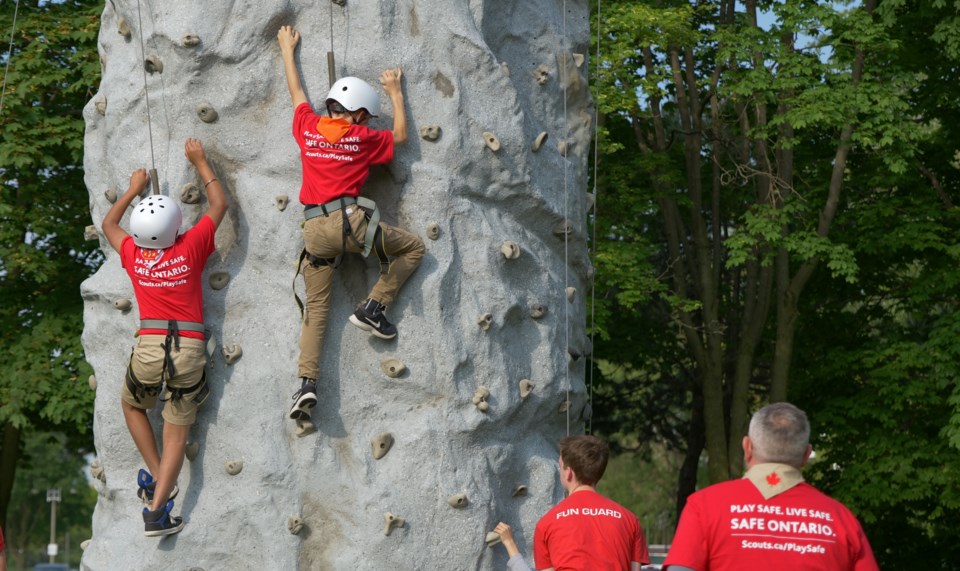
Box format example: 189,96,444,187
277,25,424,422
102,139,227,536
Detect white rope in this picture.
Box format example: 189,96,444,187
0,0,22,118
135,0,158,189
562,0,571,437
587,0,602,435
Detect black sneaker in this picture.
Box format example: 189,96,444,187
289,378,318,420
137,468,179,506
349,299,398,339
143,499,184,537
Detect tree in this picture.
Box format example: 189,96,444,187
590,0,917,489
0,0,102,528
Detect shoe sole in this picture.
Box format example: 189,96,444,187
144,518,184,537
288,394,317,420
349,314,397,339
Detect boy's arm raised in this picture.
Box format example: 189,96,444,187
184,138,227,229
102,168,149,254
380,67,407,145
278,25,308,108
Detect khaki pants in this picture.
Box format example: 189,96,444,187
297,203,424,380
121,335,208,425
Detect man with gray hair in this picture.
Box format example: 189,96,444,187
663,402,878,571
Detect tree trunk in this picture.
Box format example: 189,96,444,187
0,420,21,529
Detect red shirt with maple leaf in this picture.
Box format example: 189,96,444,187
664,464,878,571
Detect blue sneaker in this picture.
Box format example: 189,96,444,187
137,468,179,506
143,499,184,537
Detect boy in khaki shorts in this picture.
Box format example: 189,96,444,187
278,25,425,422
102,139,227,537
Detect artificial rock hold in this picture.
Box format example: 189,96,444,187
500,241,521,260
209,271,230,290
566,287,576,302
85,225,99,241
559,399,570,414
225,460,243,476
532,131,548,152
573,53,585,68
553,219,573,237
113,298,132,311
472,386,490,412
117,16,131,39
276,195,289,211
196,103,218,123
88,375,97,391
482,131,501,152
95,95,107,116
182,33,201,48
477,313,493,331
383,512,404,536
519,379,534,399
447,493,468,509
90,460,106,483
287,516,305,535
534,64,550,85
512,484,528,497
222,344,242,365
371,432,394,460
185,441,200,461
80,539,92,551
380,357,406,378
295,419,316,437
557,139,570,156
426,223,440,240
180,183,200,205
529,304,547,319
485,531,503,547
104,186,117,203
144,55,163,74
419,125,441,141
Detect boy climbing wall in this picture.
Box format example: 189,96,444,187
101,139,228,536
277,25,425,422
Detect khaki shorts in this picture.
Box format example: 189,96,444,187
121,335,208,425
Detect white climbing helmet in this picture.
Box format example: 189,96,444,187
130,195,182,249
325,76,380,117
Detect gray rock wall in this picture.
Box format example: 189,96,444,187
80,1,592,569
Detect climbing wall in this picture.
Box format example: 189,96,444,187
79,1,592,569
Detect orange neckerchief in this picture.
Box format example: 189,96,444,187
316,117,352,143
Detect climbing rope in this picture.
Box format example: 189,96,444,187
587,0,602,435
562,0,571,437
135,0,159,193
0,0,22,119
326,0,337,88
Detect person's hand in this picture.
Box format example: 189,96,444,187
380,67,402,95
493,521,521,557
277,25,300,53
128,168,149,193
184,138,207,165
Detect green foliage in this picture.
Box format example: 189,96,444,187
0,0,102,433
5,431,96,571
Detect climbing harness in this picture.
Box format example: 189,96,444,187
126,319,209,405
135,0,160,193
0,0,21,119
293,195,390,317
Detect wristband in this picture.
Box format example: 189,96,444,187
204,178,218,188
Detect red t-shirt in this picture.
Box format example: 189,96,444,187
664,476,879,571
292,102,394,205
534,490,649,571
120,215,216,340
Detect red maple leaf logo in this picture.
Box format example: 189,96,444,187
766,472,781,486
